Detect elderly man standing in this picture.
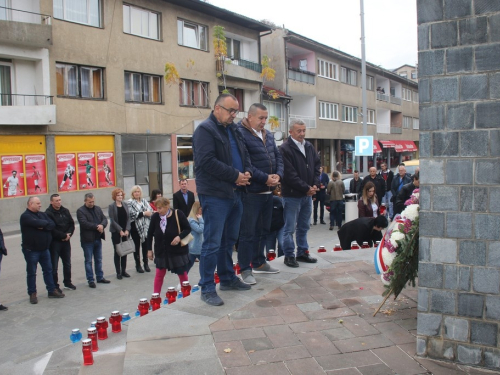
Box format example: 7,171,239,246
20,197,65,304
193,93,252,306
361,167,385,207
280,119,321,268
77,193,110,288
236,103,283,285
390,164,412,219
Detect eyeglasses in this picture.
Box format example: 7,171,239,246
218,104,239,116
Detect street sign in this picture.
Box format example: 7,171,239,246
355,136,373,156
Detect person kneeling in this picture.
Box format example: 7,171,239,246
338,215,389,250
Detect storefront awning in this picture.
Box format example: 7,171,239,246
380,140,418,152
379,140,397,148
373,140,382,153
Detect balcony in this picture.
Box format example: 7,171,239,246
377,92,389,102
0,6,52,48
288,67,315,85
228,58,262,73
0,94,56,125
217,58,262,83
390,96,402,105
290,114,316,129
390,127,402,134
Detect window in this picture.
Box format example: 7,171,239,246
177,19,207,51
222,87,244,112
53,0,101,27
342,105,358,123
367,109,375,124
226,38,241,60
177,135,195,180
366,75,374,91
0,64,12,106
0,0,11,21
263,100,282,119
56,63,103,99
402,88,411,101
179,79,208,107
123,4,159,40
340,67,357,86
403,116,412,129
413,118,419,129
319,101,338,120
413,91,419,102
411,70,417,79
124,72,161,103
399,72,408,78
317,59,338,80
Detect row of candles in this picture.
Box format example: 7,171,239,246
317,241,380,252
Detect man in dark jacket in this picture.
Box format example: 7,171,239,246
313,166,329,225
338,215,388,250
193,93,252,306
378,162,394,218
394,171,419,217
173,179,195,217
46,194,76,292
20,196,65,304
349,170,362,196
280,119,321,267
361,167,385,205
76,193,110,288
391,165,412,219
236,103,284,284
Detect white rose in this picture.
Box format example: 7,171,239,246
390,231,405,248
401,204,419,222
382,248,397,267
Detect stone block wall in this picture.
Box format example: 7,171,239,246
417,0,500,369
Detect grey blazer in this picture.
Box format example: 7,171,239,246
108,202,131,233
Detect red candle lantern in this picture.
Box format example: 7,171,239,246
350,241,360,250
317,246,326,253
333,244,342,251
379,203,386,216
181,281,191,297
87,327,98,352
214,271,220,284
233,263,241,275
150,293,162,311
166,287,177,304
361,242,370,249
267,250,276,261
109,311,122,333
95,317,108,340
82,339,94,366
138,298,150,316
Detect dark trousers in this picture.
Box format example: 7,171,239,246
111,232,128,274
187,253,200,273
313,191,325,223
50,240,72,288
130,223,148,265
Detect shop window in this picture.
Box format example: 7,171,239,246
177,135,194,180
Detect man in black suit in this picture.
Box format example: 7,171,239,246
173,179,195,217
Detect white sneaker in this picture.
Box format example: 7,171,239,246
176,283,181,291
253,262,280,274
241,270,256,285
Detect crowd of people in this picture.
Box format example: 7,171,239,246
0,93,420,310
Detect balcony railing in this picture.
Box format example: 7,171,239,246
390,96,402,105
0,94,54,106
228,58,262,73
390,127,403,134
376,92,389,102
0,6,52,25
288,67,315,85
289,114,316,129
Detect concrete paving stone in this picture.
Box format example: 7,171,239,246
213,327,266,343
295,276,323,288
324,369,361,375
341,298,363,307
340,316,382,337
357,363,395,375
232,315,285,330
225,362,291,375
210,315,234,332
346,272,375,282
398,342,417,357
361,295,385,305
274,304,309,323
123,357,224,375
321,327,356,341
243,305,277,318
285,287,327,297
229,310,255,320
258,294,317,306
241,337,274,352
395,318,417,332
297,331,341,356
280,282,303,290
298,302,324,312
414,357,466,374
371,346,427,375
461,365,500,374
335,277,359,284
346,303,394,324
289,319,344,333
318,280,355,291
316,350,382,370
215,340,252,368
312,293,342,304
263,288,289,298
304,307,356,320
248,344,311,364
263,324,302,348
79,352,125,375
285,357,328,375
335,288,378,299
333,334,395,353
375,321,417,345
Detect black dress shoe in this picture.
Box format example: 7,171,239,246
89,282,96,288
121,271,131,278
97,278,110,284
313,222,317,225
117,273,123,280
296,253,318,263
284,256,299,268
143,263,151,272
320,221,327,224
136,265,144,273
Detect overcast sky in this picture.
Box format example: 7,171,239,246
208,0,418,70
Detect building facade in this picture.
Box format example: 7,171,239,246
0,0,270,223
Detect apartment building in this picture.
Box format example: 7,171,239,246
0,0,270,223
394,64,418,82
261,29,420,174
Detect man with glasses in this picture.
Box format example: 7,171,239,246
193,93,252,306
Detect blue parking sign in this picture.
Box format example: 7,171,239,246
355,136,373,156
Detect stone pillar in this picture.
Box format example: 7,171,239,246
417,0,500,370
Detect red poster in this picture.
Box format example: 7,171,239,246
25,154,47,195
77,153,97,190
57,153,77,192
1,155,25,198
97,152,115,188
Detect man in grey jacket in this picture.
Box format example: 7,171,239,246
77,193,110,288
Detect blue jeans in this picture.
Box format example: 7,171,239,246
266,226,284,257
22,248,55,295
329,200,344,227
198,191,242,294
382,191,393,218
238,193,273,271
81,240,104,283
187,253,200,273
282,196,312,258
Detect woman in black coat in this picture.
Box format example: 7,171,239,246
146,197,191,295
108,188,131,279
